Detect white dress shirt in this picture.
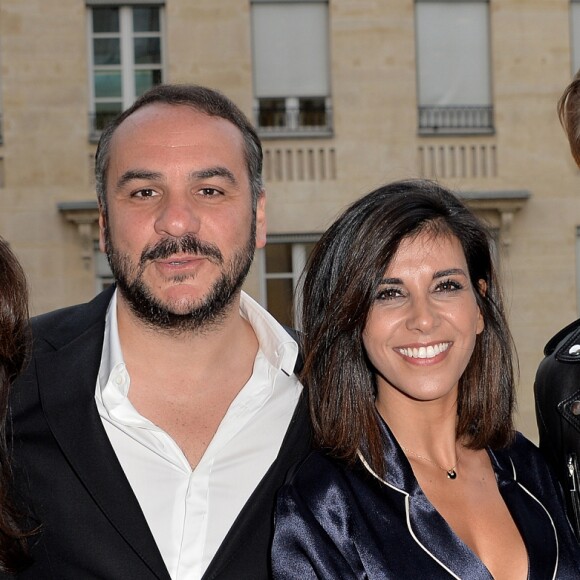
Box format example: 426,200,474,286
95,290,302,579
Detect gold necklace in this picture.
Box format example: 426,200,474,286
401,445,460,480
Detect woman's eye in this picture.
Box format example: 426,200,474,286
376,288,402,300
435,279,463,292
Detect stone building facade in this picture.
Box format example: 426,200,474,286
1,0,579,439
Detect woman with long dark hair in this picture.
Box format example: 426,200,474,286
0,238,31,574
272,179,580,578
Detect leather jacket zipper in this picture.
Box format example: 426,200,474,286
566,452,580,540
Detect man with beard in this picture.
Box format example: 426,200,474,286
9,84,311,579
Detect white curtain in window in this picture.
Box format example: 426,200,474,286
251,2,329,98
416,1,491,106
571,2,580,75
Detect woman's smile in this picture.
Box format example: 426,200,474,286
395,341,452,362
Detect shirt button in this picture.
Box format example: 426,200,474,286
570,401,580,416
569,344,580,356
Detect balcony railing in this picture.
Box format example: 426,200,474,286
255,100,333,138
418,105,494,135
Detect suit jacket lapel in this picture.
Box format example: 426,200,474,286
36,290,170,580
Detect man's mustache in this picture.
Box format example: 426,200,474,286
140,235,224,266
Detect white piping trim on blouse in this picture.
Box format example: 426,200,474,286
356,451,462,579
357,450,560,580
507,456,559,580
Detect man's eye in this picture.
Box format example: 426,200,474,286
200,188,221,196
132,189,157,198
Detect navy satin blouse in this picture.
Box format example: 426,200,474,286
272,420,580,579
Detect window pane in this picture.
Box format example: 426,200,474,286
93,7,119,33
93,38,121,66
95,102,123,131
258,98,287,128
133,7,160,33
304,243,316,260
134,69,162,96
266,278,294,327
266,243,292,273
299,97,326,127
94,71,122,98
134,38,161,65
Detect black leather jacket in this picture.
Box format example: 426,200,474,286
535,318,580,539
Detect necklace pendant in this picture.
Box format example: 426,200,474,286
447,469,457,480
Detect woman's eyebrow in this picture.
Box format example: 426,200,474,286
433,268,467,279
379,268,467,285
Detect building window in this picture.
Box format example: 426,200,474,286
94,241,114,293
257,235,319,327
251,1,332,138
88,4,164,141
571,1,580,74
415,0,493,135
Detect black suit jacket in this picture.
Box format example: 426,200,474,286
9,287,311,579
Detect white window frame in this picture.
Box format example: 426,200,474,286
257,234,320,328
87,3,165,140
